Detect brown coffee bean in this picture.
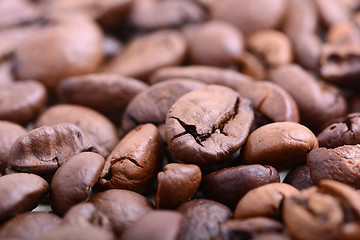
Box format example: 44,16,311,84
0,173,49,222
307,144,360,188
209,0,287,35
0,121,27,174
320,44,360,87
35,104,119,158
292,33,322,71
237,81,300,123
121,210,184,240
165,85,254,166
63,203,112,231
187,21,244,67
89,189,154,236
7,123,96,176
150,65,252,91
238,51,268,80
177,199,232,240
14,13,104,89
225,217,288,240
246,30,293,67
243,122,318,169
283,187,343,240
156,163,201,209
269,64,348,131
0,80,47,125
36,225,115,240
129,0,205,30
0,212,62,240
234,183,299,219
283,165,315,190
283,0,318,39
202,164,280,209
317,113,360,148
98,124,163,193
121,79,205,133
51,152,105,216
103,30,187,80
57,73,148,122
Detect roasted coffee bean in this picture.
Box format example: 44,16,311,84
14,13,104,89
121,79,205,133
57,73,148,122
7,123,96,175
237,81,299,123
246,30,293,68
317,113,360,148
0,80,47,125
63,203,112,231
0,121,27,174
292,33,322,71
307,144,360,188
283,165,315,190
89,189,154,236
103,30,187,80
202,164,280,209
269,64,348,131
165,85,254,166
209,0,287,35
121,210,184,240
187,21,244,67
243,122,318,169
129,0,205,30
234,183,299,219
35,104,119,158
0,212,62,240
177,199,232,240
51,152,105,216
36,225,115,240
283,187,343,240
320,44,360,87
150,65,252,91
0,173,49,222
98,124,163,193
156,163,201,209
225,217,288,240
238,51,268,80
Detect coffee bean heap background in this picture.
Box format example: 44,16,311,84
1,0,360,239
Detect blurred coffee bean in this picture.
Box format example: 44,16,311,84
283,165,315,190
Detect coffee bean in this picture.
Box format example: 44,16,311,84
121,79,205,133
89,189,154,237
156,163,201,209
269,64,348,131
243,122,318,169
150,65,252,91
283,165,315,190
165,85,254,166
187,21,244,67
63,203,112,231
0,173,49,222
98,124,163,193
7,123,96,176
234,183,299,219
202,164,280,209
307,144,360,188
292,33,322,71
57,73,148,122
129,0,205,30
177,199,232,240
317,113,360,148
35,104,119,158
0,121,27,174
0,212,62,240
51,152,105,216
0,80,47,125
103,30,187,80
122,210,184,240
238,51,268,80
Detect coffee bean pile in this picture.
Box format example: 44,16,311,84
1,0,360,239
